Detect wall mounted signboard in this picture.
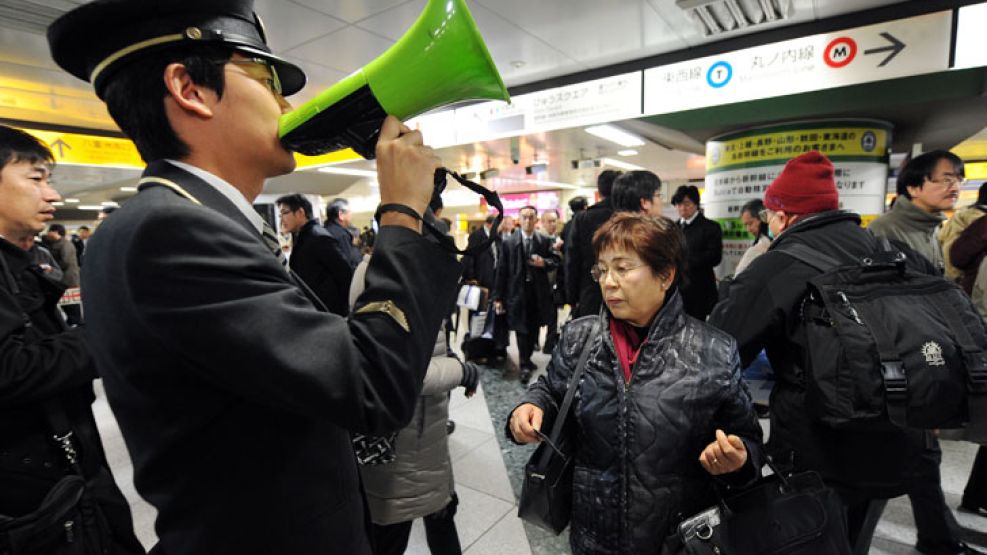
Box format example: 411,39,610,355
643,11,952,116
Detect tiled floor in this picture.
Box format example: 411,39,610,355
90,308,987,554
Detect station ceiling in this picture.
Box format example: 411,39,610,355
4,0,983,218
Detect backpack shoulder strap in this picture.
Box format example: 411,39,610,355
774,241,842,273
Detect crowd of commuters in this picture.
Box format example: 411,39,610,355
2,1,987,554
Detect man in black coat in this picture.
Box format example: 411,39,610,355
49,2,460,553
709,151,965,554
325,197,364,269
0,125,143,553
493,206,560,383
564,170,620,318
672,185,722,321
277,193,353,316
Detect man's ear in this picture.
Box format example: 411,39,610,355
906,184,923,199
163,62,214,119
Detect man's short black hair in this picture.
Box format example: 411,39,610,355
326,198,349,223
276,193,313,220
977,183,987,206
100,206,116,215
896,150,964,199
78,225,90,232
48,223,66,237
484,215,496,225
671,185,701,206
102,45,232,163
598,170,621,198
0,125,53,172
612,171,661,213
568,196,588,213
519,205,538,215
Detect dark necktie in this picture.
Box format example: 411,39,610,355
261,221,289,270
523,237,533,282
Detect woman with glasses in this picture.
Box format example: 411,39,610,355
734,198,772,276
507,212,763,554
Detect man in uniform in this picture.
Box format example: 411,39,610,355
48,1,459,553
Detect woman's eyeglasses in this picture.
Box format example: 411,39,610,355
591,263,645,283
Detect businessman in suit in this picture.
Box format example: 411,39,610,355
49,1,459,553
277,193,352,316
493,206,560,384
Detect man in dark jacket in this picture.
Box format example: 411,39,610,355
710,151,972,554
0,125,143,553
565,170,620,318
325,197,363,269
493,206,560,383
672,185,722,321
277,193,353,316
49,2,460,553
42,222,83,325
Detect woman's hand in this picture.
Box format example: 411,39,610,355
699,429,748,475
509,403,544,444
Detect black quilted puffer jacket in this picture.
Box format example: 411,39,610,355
516,290,764,554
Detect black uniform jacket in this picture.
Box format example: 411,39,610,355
80,161,460,555
0,239,143,552
289,219,353,316
565,199,613,318
679,211,723,321
493,231,560,333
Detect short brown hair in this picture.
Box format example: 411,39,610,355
592,213,687,281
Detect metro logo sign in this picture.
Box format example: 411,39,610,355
824,37,857,68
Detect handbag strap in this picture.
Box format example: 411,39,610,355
545,317,601,444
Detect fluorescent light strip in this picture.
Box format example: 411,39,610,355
78,205,104,210
120,186,138,192
317,167,378,178
617,149,639,157
601,158,645,171
584,124,645,147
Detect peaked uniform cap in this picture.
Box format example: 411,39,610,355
47,0,306,99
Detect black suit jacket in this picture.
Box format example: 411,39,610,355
461,227,498,290
81,161,460,555
493,231,560,332
680,212,723,320
290,219,353,316
564,199,613,317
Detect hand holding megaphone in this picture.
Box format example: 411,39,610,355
375,115,441,227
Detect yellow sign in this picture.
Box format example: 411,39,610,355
965,161,987,181
21,126,362,171
294,148,362,169
20,127,144,168
707,126,890,173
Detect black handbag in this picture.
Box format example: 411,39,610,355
664,458,851,555
517,318,600,535
0,404,112,555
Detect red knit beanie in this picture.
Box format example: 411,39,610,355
763,151,839,214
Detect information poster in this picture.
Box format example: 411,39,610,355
705,120,891,276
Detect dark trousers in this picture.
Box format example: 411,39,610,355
964,446,987,507
515,283,541,365
843,496,887,555
908,438,962,551
371,494,461,555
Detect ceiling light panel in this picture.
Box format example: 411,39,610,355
584,125,645,147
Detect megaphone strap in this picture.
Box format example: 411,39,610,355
373,168,503,258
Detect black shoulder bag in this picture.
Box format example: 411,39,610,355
517,317,600,535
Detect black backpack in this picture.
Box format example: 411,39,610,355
778,240,987,440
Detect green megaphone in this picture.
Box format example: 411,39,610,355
279,0,510,159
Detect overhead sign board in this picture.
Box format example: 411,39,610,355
643,11,952,116
410,71,642,148
20,127,144,168
953,3,987,70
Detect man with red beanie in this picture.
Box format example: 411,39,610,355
709,151,967,554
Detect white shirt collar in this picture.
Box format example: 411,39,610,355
165,160,264,234
681,212,699,226
521,230,534,241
